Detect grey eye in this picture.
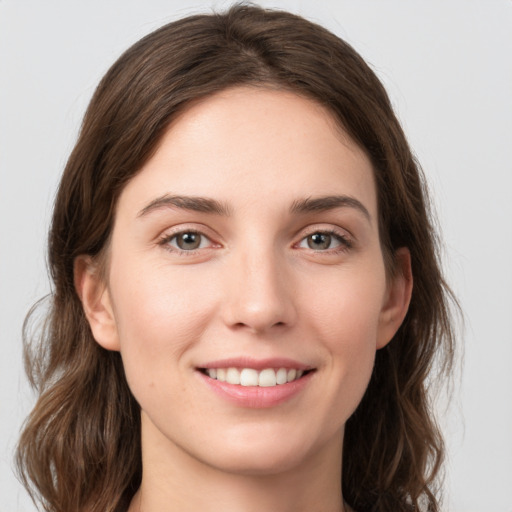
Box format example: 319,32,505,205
307,233,332,250
174,232,203,250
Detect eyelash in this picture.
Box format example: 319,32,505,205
297,229,353,253
157,228,353,256
158,229,215,256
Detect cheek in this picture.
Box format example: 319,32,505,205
302,263,386,407
306,261,387,342
108,260,217,383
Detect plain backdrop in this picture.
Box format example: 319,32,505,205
1,1,511,511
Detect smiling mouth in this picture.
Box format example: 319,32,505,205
198,367,314,387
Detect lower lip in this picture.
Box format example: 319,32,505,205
197,371,313,408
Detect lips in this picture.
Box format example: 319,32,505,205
196,358,314,407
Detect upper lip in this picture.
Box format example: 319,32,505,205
197,357,314,371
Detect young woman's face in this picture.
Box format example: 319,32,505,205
83,87,410,476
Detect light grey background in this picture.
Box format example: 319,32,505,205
1,1,511,511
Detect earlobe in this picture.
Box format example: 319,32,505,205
74,255,120,351
377,248,413,349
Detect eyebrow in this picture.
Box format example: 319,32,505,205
290,195,371,222
137,194,232,218
137,193,371,222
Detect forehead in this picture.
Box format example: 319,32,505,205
118,86,377,220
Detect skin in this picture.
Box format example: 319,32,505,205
76,87,412,512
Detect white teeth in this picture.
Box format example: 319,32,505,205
259,368,277,387
276,368,287,385
226,367,240,385
205,367,307,387
240,368,259,386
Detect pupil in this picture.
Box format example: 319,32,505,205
178,232,200,250
308,233,331,250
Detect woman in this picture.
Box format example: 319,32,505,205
17,5,455,512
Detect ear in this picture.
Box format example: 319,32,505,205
74,255,120,351
376,247,413,349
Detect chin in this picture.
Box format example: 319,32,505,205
194,425,331,477
206,444,310,477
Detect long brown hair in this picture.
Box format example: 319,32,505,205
17,5,456,512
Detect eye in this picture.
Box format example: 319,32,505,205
161,231,213,252
298,231,351,251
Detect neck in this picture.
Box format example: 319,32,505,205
130,414,347,512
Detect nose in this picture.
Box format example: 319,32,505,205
221,248,297,335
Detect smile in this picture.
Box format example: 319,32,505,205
200,367,306,387
196,358,315,407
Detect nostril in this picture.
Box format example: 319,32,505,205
232,320,287,332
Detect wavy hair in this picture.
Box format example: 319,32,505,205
17,5,456,512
